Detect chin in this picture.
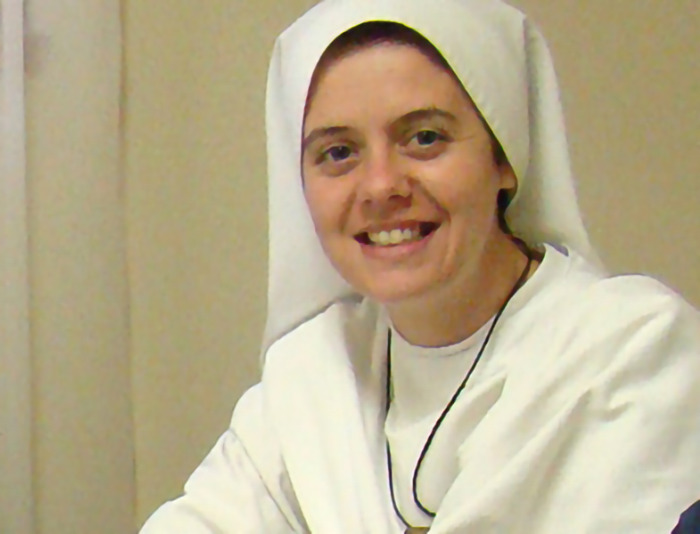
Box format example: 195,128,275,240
353,274,442,305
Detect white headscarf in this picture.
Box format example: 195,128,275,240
263,0,598,354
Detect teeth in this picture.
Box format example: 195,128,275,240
367,228,420,246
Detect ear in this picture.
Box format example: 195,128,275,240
497,161,517,193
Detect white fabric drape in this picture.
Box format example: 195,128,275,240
0,1,34,532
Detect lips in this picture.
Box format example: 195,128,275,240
355,221,439,246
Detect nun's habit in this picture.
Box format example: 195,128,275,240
140,0,700,532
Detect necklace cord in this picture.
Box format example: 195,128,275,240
385,248,533,527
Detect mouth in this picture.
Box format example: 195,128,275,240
354,221,440,247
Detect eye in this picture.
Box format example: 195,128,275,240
413,129,443,146
324,144,353,162
308,141,360,177
402,128,450,160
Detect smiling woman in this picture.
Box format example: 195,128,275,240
302,27,523,346
139,1,700,533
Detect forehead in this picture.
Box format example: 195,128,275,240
316,22,452,74
304,42,472,127
306,24,458,106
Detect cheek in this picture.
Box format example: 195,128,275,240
304,186,328,231
422,156,499,210
303,180,344,237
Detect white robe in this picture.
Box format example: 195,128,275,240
141,245,700,533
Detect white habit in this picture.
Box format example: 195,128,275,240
140,245,700,533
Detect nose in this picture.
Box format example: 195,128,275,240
356,146,411,212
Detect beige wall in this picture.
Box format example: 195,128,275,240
510,0,699,302
124,0,699,527
24,1,136,532
124,0,318,524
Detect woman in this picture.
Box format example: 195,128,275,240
141,0,700,532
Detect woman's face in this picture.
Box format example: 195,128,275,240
302,42,516,305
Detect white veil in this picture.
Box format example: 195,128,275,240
263,0,598,355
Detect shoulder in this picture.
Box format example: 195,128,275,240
503,245,700,396
526,244,699,340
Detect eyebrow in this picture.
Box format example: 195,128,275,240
302,126,352,153
392,107,459,129
301,107,458,152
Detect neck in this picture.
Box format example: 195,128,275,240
386,237,534,347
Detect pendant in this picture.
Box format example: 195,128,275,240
405,529,430,533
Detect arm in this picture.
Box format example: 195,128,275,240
139,385,306,534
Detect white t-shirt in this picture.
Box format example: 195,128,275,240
386,243,564,526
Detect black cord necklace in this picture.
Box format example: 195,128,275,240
385,251,533,532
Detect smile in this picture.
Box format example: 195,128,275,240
355,222,439,247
